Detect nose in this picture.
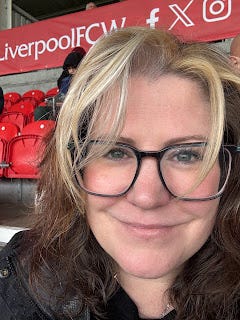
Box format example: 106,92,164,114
126,157,172,210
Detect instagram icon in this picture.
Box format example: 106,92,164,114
203,0,232,22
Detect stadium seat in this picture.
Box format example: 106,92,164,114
0,138,7,177
0,123,20,141
45,87,59,98
22,89,45,106
21,120,55,136
38,101,47,107
0,112,27,131
27,112,35,123
9,100,35,115
5,135,44,179
3,92,21,111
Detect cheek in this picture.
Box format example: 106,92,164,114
179,197,219,228
86,194,117,210
165,164,221,199
85,194,117,228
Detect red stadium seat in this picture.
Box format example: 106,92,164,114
45,87,59,98
5,135,44,179
22,89,45,106
0,138,7,177
0,112,27,131
3,92,21,111
38,101,47,107
27,112,35,123
0,123,20,141
9,100,35,116
21,120,55,136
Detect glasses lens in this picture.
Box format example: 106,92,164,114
79,142,138,196
160,145,231,200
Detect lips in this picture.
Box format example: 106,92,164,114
119,220,175,239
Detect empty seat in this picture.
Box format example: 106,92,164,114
0,123,19,141
21,120,55,136
9,100,35,115
38,101,47,107
45,87,59,98
3,92,21,111
5,135,44,179
0,112,27,131
22,89,45,106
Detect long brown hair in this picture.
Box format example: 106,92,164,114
27,27,240,319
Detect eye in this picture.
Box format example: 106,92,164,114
107,149,125,160
166,147,205,165
105,147,131,161
173,149,203,164
175,150,202,162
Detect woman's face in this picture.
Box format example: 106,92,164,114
86,75,219,281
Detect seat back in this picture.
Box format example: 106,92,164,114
21,120,55,136
22,89,45,106
3,92,21,111
9,100,35,115
0,123,19,141
0,112,27,131
5,135,44,179
45,87,59,98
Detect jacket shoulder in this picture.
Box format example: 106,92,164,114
0,231,50,320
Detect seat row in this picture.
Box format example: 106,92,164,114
0,120,55,179
3,87,59,112
0,111,34,130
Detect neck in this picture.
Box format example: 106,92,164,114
118,270,175,319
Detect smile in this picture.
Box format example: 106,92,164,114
119,220,176,240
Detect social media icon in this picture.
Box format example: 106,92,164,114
203,0,232,22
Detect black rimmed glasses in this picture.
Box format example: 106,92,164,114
76,141,239,201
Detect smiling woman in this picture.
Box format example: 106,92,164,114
0,27,240,320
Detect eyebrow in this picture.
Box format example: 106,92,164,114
117,135,208,147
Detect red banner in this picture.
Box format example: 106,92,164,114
0,0,239,76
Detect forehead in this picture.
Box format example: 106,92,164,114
126,74,208,112
92,75,211,146
121,75,211,146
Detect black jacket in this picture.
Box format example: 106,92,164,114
0,232,175,320
0,232,90,320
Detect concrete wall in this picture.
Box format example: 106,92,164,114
0,0,12,31
0,67,62,95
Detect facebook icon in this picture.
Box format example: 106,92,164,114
146,8,160,28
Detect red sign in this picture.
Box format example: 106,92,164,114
0,0,239,76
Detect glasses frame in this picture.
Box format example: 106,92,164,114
75,141,239,201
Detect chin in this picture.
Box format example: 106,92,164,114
116,251,182,280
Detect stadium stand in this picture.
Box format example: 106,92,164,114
0,118,55,179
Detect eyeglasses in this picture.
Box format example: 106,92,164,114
75,141,238,201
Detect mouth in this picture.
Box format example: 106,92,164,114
119,220,176,239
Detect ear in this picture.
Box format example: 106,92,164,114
229,55,240,71
229,55,238,66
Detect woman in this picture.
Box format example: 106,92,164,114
57,48,86,94
0,27,240,320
